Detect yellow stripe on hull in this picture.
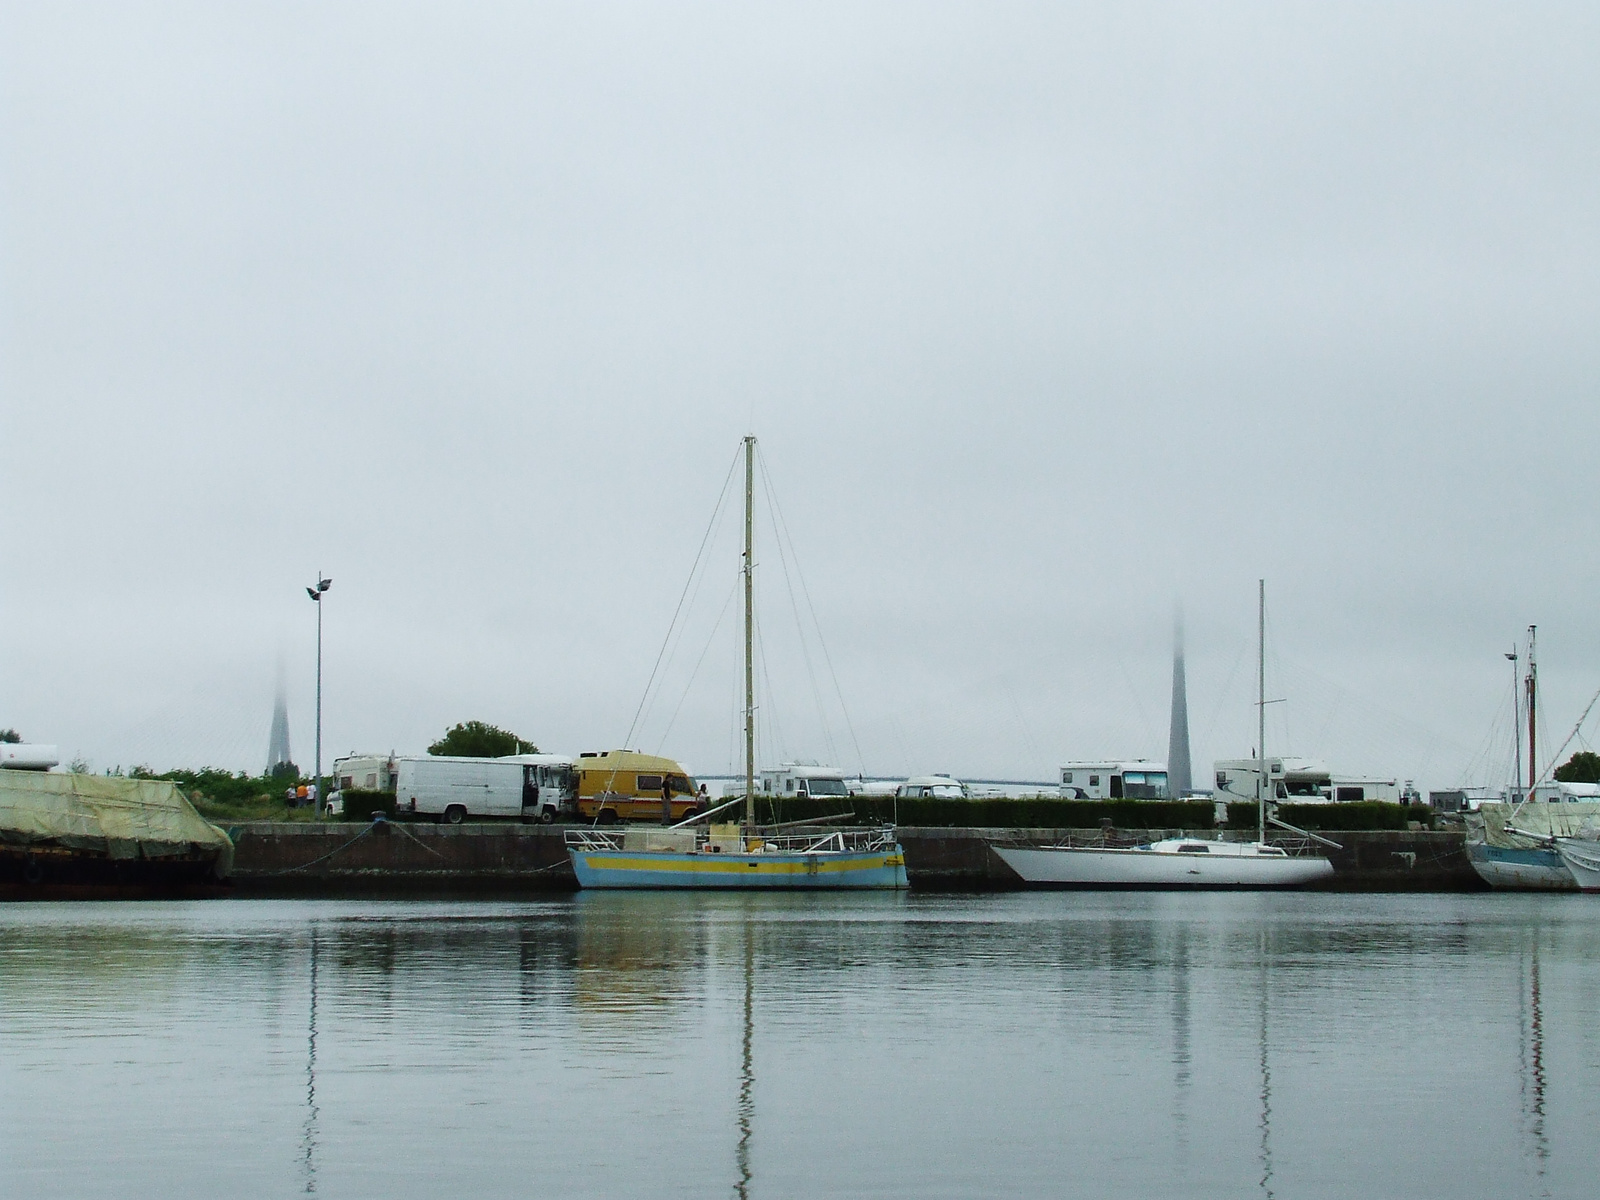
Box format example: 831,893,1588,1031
570,848,908,889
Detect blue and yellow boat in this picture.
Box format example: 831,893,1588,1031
566,823,908,889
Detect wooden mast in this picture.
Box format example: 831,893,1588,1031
743,435,756,835
1527,624,1537,794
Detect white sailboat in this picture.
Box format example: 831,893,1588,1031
991,581,1335,889
566,437,909,889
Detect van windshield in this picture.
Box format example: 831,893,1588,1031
804,779,848,797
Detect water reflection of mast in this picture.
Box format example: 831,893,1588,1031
302,924,321,1194
735,924,754,1200
1171,930,1191,1158
1257,934,1274,1200
1520,935,1549,1184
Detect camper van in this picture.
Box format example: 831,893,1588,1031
395,754,577,824
575,750,705,823
896,774,970,799
759,763,852,799
334,753,397,794
1213,758,1415,805
1058,761,1170,800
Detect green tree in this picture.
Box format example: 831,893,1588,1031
0,729,21,743
428,721,537,758
1554,750,1600,784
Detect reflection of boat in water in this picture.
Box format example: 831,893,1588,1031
0,769,234,897
567,437,908,890
993,582,1334,890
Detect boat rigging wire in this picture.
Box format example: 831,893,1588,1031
757,457,840,769
754,441,868,780
654,573,741,756
1528,681,1600,790
615,445,741,757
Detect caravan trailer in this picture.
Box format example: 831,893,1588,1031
1059,761,1170,800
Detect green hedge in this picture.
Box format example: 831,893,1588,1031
739,796,1216,829
1225,801,1434,831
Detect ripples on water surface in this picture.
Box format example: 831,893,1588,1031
1,893,1597,1199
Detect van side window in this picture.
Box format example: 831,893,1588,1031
637,775,664,792
1089,775,1100,787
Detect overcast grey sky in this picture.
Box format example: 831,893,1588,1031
3,2,1597,791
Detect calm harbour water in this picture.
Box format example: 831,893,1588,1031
1,892,1596,1199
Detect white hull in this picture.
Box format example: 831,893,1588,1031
992,843,1333,888
1554,839,1600,893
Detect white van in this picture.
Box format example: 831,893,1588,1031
395,755,577,824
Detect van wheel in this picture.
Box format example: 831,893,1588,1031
597,809,618,826
540,807,556,824
443,805,467,825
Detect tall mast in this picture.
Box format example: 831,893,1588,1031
1526,624,1538,793
1507,646,1521,802
743,435,756,833
1258,579,1266,844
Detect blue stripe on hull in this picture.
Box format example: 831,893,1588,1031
1467,841,1576,890
569,849,909,890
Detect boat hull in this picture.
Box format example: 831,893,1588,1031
1554,839,1600,893
569,846,908,889
1466,841,1576,891
992,844,1333,888
0,844,230,900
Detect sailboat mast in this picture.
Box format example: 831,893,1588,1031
743,435,756,833
1508,646,1521,802
1526,624,1537,793
1258,579,1266,844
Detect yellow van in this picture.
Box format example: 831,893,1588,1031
575,750,705,823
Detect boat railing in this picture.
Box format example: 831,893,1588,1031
565,828,627,852
756,827,901,854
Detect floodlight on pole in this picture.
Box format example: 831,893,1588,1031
308,576,331,815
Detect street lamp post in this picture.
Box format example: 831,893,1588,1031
306,575,332,815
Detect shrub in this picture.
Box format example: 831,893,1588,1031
730,795,1216,829
1226,801,1433,831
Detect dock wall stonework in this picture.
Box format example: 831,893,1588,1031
228,824,1483,894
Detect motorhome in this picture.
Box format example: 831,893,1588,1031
1212,758,1416,805
759,763,852,799
574,750,704,823
395,754,577,824
1058,761,1169,800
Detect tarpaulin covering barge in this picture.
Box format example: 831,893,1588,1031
0,771,234,897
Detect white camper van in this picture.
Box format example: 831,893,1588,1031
1212,758,1415,805
395,754,577,824
758,763,852,799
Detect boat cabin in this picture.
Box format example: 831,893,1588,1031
1058,761,1169,800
